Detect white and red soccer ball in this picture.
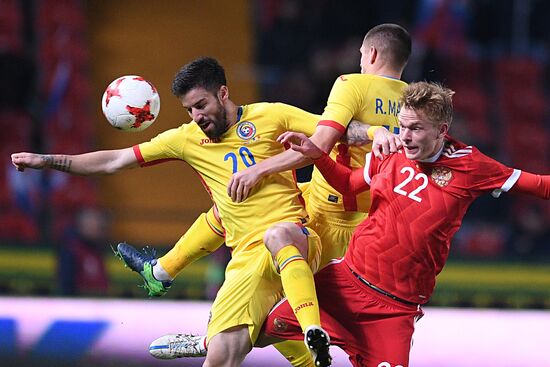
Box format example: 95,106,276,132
101,75,160,132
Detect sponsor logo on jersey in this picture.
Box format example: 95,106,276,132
236,121,256,140
431,166,453,187
200,138,217,145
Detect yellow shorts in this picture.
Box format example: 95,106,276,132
207,226,322,345
299,181,368,267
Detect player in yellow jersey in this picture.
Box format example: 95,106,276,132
229,23,411,257
143,24,413,367
222,23,412,366
11,57,332,367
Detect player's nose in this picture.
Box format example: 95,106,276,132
192,111,204,123
400,128,412,141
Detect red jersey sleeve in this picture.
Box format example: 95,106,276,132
511,172,550,199
313,153,369,195
462,148,520,198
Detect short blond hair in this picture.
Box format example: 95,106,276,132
400,82,454,127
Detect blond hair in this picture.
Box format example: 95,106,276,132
400,82,454,127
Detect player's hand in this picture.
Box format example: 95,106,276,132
11,152,46,172
227,166,262,203
277,132,324,159
371,128,402,160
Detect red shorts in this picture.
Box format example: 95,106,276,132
264,259,424,367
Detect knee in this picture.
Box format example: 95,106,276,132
263,223,296,254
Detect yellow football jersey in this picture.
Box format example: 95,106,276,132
135,102,319,253
310,73,407,214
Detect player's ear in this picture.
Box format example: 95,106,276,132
438,122,449,137
369,46,377,64
218,85,229,102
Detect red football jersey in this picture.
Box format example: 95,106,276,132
344,137,521,304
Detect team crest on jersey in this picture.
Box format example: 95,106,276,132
273,317,288,332
431,166,453,187
236,121,256,140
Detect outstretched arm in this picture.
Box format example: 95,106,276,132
512,172,550,199
11,148,138,175
279,131,369,195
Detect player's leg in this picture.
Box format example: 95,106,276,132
359,295,421,367
205,245,287,363
314,260,422,367
116,206,224,296
266,187,356,367
266,260,386,367
273,340,315,367
263,222,331,367
159,205,225,277
264,222,321,329
203,326,251,367
149,244,285,362
148,331,316,366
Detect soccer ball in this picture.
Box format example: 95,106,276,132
101,75,160,132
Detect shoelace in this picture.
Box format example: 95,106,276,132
139,245,158,261
169,336,201,354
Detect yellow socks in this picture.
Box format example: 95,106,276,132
275,245,320,331
158,207,225,278
274,340,315,367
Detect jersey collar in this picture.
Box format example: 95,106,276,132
236,106,243,123
419,141,445,163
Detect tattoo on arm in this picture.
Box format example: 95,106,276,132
41,155,72,172
341,121,372,145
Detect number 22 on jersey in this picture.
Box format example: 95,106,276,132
393,166,428,202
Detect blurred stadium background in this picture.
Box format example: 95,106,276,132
0,0,549,366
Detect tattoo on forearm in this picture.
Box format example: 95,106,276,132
41,155,72,172
342,121,372,145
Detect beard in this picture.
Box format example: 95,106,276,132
202,102,227,141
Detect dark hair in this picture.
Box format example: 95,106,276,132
364,23,411,69
172,57,227,97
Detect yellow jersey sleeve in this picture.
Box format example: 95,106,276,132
309,74,407,216
319,75,365,132
133,125,188,166
273,102,320,136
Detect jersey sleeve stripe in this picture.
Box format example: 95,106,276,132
363,152,373,185
133,145,145,165
317,120,347,133
444,148,473,158
491,169,522,198
132,144,180,167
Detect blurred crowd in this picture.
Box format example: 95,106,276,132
0,0,549,298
